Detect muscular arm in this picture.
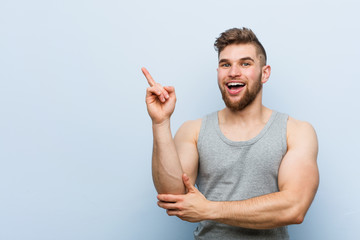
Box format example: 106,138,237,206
152,120,199,194
158,118,319,229
151,120,185,194
142,67,199,194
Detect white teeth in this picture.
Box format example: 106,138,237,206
227,82,245,87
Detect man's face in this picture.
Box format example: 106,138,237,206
217,43,267,112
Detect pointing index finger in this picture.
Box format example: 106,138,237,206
141,67,156,87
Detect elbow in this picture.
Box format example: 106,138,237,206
280,193,311,226
292,213,305,225
275,199,307,227
285,206,306,225
276,214,304,228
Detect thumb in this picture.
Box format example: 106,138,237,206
182,173,195,193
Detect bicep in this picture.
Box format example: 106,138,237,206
174,120,201,186
278,121,319,211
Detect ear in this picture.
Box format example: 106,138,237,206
261,65,271,84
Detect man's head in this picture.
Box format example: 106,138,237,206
215,28,271,112
214,27,267,67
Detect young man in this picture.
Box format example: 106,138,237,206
142,27,319,239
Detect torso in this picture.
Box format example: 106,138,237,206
194,109,290,239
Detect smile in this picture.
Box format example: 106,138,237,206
226,82,245,95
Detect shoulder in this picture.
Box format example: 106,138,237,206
287,116,317,137
175,118,202,143
286,116,318,152
180,118,202,129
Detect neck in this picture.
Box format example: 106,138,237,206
219,93,271,126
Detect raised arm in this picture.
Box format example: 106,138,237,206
158,117,319,229
142,67,199,194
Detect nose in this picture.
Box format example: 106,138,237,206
228,65,241,78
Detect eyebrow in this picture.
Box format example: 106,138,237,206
218,57,255,64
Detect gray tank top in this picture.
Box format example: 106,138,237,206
194,110,289,240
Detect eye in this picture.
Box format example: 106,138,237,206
220,63,231,67
242,62,251,67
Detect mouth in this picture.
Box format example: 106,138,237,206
226,81,245,95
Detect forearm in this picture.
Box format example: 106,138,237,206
207,191,304,229
152,120,185,194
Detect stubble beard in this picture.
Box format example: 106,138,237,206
220,75,263,112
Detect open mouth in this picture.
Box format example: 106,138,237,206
226,82,245,94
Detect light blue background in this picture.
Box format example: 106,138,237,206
1,0,359,239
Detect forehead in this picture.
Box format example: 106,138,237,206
219,43,258,61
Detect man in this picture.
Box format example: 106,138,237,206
142,27,319,239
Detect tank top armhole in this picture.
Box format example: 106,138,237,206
282,114,289,155
196,114,209,152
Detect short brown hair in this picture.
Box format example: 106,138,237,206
214,27,267,65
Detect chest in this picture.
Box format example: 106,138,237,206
219,123,266,142
199,138,284,177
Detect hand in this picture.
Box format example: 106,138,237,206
157,173,211,222
142,67,176,125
